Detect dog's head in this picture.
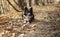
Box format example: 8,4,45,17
23,7,34,24
24,7,33,16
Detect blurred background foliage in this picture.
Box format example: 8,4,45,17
0,0,60,14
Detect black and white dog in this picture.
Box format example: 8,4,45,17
22,7,34,24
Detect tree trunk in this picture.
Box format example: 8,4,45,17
35,0,39,5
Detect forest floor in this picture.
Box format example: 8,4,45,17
0,5,60,37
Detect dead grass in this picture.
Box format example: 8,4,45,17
0,5,60,37
33,5,60,12
0,16,9,24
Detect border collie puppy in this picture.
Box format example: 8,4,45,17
22,7,34,24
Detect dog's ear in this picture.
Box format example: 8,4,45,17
30,7,33,13
30,7,33,11
24,7,28,12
